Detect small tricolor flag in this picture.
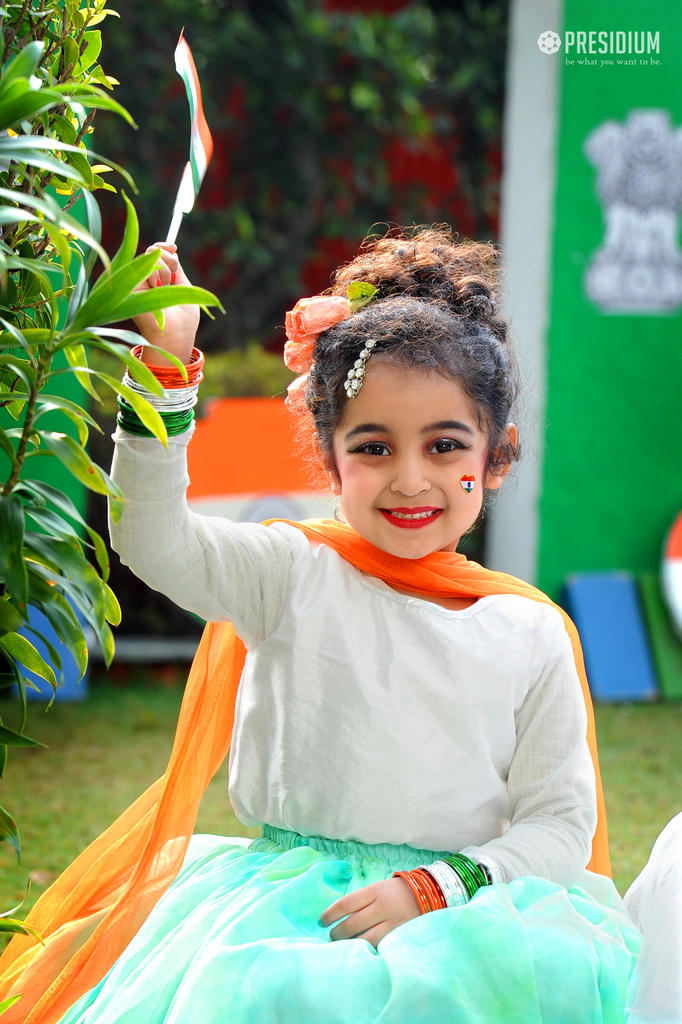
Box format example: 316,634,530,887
166,30,213,245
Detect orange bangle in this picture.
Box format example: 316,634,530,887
131,345,204,388
413,869,447,911
394,870,430,915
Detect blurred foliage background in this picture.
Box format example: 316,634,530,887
95,0,508,353
84,0,510,633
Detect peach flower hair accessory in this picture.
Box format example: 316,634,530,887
284,371,309,414
283,294,351,373
283,281,379,374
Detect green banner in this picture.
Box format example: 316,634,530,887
535,1,682,596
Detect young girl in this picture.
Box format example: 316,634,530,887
0,229,650,1023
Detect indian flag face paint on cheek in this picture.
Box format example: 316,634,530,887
461,475,475,493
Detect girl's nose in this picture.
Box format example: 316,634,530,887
390,454,430,497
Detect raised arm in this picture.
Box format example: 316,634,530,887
109,244,296,648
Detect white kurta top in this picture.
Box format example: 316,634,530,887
110,428,597,889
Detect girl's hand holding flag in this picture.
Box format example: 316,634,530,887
132,30,213,367
134,243,198,367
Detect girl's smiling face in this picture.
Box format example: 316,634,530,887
329,361,513,559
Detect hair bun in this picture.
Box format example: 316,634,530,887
330,225,503,336
454,275,496,318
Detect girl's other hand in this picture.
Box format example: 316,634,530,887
320,877,421,948
133,243,200,367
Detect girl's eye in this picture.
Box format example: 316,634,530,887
348,441,391,457
429,437,469,455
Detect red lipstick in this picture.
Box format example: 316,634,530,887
379,506,443,529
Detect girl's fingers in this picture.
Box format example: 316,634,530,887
139,244,185,291
329,903,382,942
356,923,389,949
320,889,373,928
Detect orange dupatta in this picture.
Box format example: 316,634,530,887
0,520,610,1024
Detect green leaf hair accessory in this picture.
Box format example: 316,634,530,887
347,280,379,313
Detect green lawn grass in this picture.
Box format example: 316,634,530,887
1,683,680,920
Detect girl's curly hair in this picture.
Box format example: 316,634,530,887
305,225,520,473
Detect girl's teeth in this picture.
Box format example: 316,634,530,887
391,510,437,520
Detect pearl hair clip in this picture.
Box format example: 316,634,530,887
344,338,377,398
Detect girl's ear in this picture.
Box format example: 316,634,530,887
320,453,342,495
484,424,518,491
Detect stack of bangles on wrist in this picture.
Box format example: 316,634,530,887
116,345,205,438
393,854,492,912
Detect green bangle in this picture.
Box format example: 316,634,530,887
443,854,489,900
116,396,195,438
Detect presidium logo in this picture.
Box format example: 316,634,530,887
537,29,660,56
538,31,562,54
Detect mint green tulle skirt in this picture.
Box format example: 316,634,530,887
58,827,641,1024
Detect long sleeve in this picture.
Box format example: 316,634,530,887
109,427,299,649
461,610,597,889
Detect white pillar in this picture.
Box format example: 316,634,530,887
485,0,563,584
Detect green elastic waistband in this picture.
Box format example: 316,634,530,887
258,824,450,873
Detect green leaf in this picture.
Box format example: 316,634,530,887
0,921,43,943
0,40,45,92
24,531,104,616
18,480,110,582
0,188,108,268
0,495,28,617
42,223,72,283
25,624,62,677
81,188,103,277
97,284,223,323
82,337,164,396
0,86,83,132
0,803,19,861
0,880,31,920
37,432,124,512
0,209,41,227
70,247,161,331
63,343,100,401
110,190,139,275
0,632,56,688
0,721,45,748
0,425,17,465
26,567,87,679
94,370,167,446
76,30,102,74
0,744,6,779
98,284,223,325
347,280,379,312
24,532,107,632
0,994,22,1014
0,599,22,637
0,352,36,392
103,582,121,626
86,330,188,383
50,83,136,127
35,567,113,667
34,393,103,442
18,150,87,181
25,504,81,543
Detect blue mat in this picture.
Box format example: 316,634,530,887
563,572,658,703
18,604,89,702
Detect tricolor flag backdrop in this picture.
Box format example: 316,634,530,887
488,0,682,598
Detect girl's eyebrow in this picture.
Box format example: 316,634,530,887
344,423,388,440
423,420,475,435
344,419,475,442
